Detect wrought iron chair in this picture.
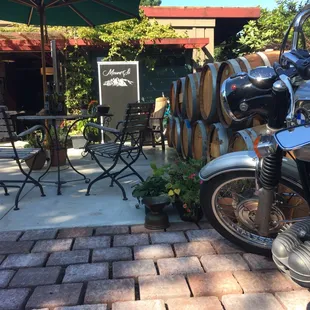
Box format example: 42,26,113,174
0,105,46,210
84,103,153,200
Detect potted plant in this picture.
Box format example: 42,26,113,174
24,132,46,170
97,104,110,116
132,163,171,229
166,158,204,223
70,100,101,149
45,122,71,167
88,100,99,115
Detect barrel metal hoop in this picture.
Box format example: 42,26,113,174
182,119,192,159
170,81,178,116
196,120,208,159
236,129,255,150
257,52,271,67
238,56,252,72
208,64,218,121
213,123,229,155
227,58,242,74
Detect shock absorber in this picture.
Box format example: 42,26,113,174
255,79,288,236
260,147,283,190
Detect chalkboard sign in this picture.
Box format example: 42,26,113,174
97,61,140,127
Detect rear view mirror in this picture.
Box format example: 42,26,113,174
275,124,310,151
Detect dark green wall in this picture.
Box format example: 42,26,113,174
139,48,192,102
90,48,192,103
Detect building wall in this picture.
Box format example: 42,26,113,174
149,17,216,64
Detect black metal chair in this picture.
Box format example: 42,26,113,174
0,105,46,210
84,103,153,200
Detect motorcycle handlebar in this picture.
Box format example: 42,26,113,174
281,51,310,80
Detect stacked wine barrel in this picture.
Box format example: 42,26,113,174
167,50,280,162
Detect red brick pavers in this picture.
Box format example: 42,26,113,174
0,224,307,309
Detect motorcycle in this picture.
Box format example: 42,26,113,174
199,4,310,265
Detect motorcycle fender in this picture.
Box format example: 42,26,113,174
199,151,301,187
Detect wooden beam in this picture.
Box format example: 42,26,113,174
142,6,260,19
0,37,209,51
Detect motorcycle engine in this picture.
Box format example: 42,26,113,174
272,220,310,288
220,66,276,123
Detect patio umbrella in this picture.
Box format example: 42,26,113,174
0,0,141,97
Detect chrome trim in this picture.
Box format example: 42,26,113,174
275,125,310,151
199,151,301,187
276,74,296,126
199,151,257,181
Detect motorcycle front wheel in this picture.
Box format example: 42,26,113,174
200,170,308,255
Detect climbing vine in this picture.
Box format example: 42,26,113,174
64,49,94,112
77,10,185,62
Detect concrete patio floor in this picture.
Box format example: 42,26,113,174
0,145,181,232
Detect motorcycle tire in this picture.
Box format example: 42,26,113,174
200,170,306,255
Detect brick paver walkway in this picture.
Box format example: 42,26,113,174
0,222,309,310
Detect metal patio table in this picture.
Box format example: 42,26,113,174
17,114,112,195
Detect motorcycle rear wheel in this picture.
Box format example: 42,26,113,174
200,170,308,255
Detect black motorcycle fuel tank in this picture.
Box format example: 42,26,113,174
220,66,277,122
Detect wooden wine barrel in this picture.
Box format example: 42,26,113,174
172,117,182,154
252,115,267,127
177,77,187,118
199,62,220,124
236,51,280,73
185,72,201,122
208,122,230,160
192,120,210,160
170,80,178,116
228,125,267,152
181,119,192,159
217,59,242,93
166,115,174,147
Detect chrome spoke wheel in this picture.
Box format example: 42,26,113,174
211,177,308,249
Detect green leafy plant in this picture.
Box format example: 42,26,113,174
140,0,162,5
45,122,71,149
77,10,185,66
132,163,169,199
24,132,43,148
64,48,94,112
238,0,310,52
165,158,204,212
214,0,310,61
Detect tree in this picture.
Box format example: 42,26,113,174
239,0,310,52
215,0,310,61
140,0,162,6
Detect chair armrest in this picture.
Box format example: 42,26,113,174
83,122,121,141
116,121,124,130
85,123,120,134
17,125,45,141
17,125,45,149
150,117,164,120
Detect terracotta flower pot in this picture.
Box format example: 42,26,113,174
25,150,46,170
50,148,67,167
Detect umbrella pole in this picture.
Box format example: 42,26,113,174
39,7,47,104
